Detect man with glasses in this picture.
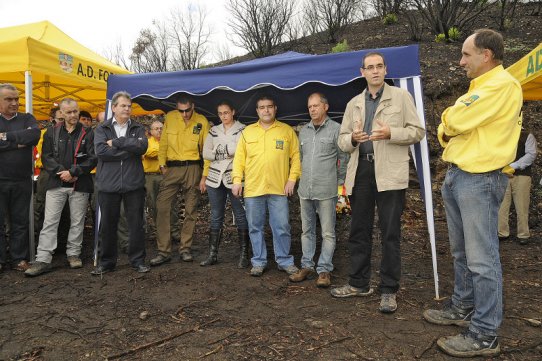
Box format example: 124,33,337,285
331,53,424,314
0,83,41,272
150,96,210,265
143,120,164,230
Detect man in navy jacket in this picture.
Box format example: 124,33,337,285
92,91,149,275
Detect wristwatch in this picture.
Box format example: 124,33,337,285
0,133,6,141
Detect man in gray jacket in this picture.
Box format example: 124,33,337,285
330,52,425,313
92,91,149,275
289,93,348,287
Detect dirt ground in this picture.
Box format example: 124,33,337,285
1,187,541,361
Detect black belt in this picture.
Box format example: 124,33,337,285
166,160,200,167
359,153,375,162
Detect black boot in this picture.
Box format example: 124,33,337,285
200,229,221,266
237,229,250,269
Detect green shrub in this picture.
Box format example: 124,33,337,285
435,33,446,43
332,40,350,53
448,27,461,41
382,13,398,25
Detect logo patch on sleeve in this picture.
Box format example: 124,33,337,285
276,140,284,150
460,94,479,106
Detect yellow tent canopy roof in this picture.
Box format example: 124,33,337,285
0,20,155,119
507,42,542,101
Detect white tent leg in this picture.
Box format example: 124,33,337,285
25,71,36,262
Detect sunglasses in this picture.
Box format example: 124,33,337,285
178,107,192,114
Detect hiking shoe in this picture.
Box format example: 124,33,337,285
180,252,193,262
134,264,151,273
250,266,265,277
24,262,52,277
278,264,299,275
437,330,500,358
13,260,30,272
331,284,373,298
316,272,331,288
423,301,473,326
289,267,316,282
67,256,83,269
518,238,529,245
379,293,397,313
150,254,171,266
90,265,115,276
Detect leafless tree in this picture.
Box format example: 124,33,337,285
130,22,170,73
493,0,520,30
302,0,363,44
405,0,492,40
102,40,131,70
169,4,211,70
226,0,297,58
370,0,406,16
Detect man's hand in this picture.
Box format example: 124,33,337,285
369,119,391,141
160,166,168,175
352,130,370,144
284,180,296,196
232,184,243,198
199,176,207,193
106,139,113,147
57,170,75,182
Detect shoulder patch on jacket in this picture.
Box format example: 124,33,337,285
460,94,479,106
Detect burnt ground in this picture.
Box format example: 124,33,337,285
2,3,542,361
1,187,541,361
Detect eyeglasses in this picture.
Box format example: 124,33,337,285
178,107,192,114
151,127,163,131
362,64,385,71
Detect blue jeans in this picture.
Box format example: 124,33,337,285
299,197,337,273
207,184,248,231
441,166,507,337
245,195,294,268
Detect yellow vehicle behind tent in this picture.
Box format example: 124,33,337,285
507,42,542,101
0,21,150,119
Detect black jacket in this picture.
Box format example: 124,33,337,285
0,112,40,180
94,119,147,193
42,122,97,193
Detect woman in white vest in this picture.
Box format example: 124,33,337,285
200,100,249,267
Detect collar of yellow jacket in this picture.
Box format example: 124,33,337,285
468,65,504,91
256,119,279,129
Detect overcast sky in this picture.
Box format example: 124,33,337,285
1,0,244,65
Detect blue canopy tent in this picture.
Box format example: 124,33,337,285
107,45,440,298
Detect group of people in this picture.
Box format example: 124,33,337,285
0,28,531,358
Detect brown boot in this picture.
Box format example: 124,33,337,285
237,229,250,268
200,229,221,266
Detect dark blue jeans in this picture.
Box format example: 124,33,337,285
0,178,32,265
207,184,247,231
348,159,405,293
98,188,146,268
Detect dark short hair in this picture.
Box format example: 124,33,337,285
176,95,193,106
217,99,235,112
473,29,504,63
79,110,91,119
256,95,275,107
49,106,60,119
362,52,386,68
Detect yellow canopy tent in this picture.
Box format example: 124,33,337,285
507,42,542,101
0,21,136,119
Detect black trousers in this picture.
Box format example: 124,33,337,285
348,159,405,293
98,188,146,269
0,178,32,265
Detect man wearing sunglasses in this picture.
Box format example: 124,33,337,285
151,96,210,265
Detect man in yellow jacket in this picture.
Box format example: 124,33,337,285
423,29,523,358
232,95,301,277
150,97,210,265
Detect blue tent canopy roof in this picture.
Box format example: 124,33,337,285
106,45,420,123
